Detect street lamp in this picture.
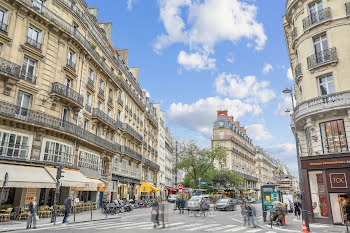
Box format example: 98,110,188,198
282,87,310,231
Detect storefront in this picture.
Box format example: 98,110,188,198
112,174,141,200
140,182,160,199
301,154,350,225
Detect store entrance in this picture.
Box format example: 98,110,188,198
339,194,350,224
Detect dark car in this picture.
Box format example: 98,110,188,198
214,198,236,211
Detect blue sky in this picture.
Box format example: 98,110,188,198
86,0,297,175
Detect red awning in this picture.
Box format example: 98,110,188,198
166,186,177,193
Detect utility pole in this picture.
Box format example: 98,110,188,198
175,140,178,187
0,172,9,205
51,166,64,224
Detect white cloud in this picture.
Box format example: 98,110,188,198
265,143,298,175
274,95,293,116
127,0,133,11
177,50,216,71
214,73,276,104
287,67,293,80
226,53,234,64
153,0,267,69
245,124,272,141
262,64,273,74
168,96,261,138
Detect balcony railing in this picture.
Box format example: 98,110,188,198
85,104,91,113
20,69,36,84
143,158,160,171
87,78,94,87
291,27,297,41
117,97,124,106
0,22,8,34
346,2,350,16
92,108,123,130
295,63,302,79
0,57,21,79
108,96,113,105
122,146,142,161
122,123,143,141
302,7,331,30
51,82,84,107
66,58,76,70
0,101,122,154
212,135,255,155
307,48,337,70
99,88,104,97
294,91,350,121
26,37,42,50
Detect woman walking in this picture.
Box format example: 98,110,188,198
294,200,301,220
151,198,159,228
26,196,38,229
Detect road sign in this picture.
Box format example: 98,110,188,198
178,184,183,190
200,181,207,184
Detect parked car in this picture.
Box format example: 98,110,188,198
167,194,177,203
187,195,210,211
214,198,236,211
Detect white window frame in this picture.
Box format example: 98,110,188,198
88,68,94,82
112,156,119,174
22,57,36,81
0,8,9,32
0,128,33,159
122,159,128,175
40,138,73,165
67,49,76,66
318,74,335,96
27,26,42,48
86,92,92,106
83,119,89,131
78,149,100,171
99,79,105,92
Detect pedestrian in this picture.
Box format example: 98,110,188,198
247,202,257,228
180,197,186,214
294,200,301,220
151,198,159,228
26,196,38,229
345,200,350,223
159,200,166,228
240,202,248,226
175,197,181,213
277,208,286,227
62,195,73,224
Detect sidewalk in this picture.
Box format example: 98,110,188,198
0,209,121,232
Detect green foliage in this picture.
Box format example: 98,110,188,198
89,41,97,50
212,169,244,190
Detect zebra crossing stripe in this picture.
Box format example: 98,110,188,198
246,228,263,232
223,226,247,232
265,231,277,233
185,224,220,231
117,222,154,229
140,222,184,230
76,221,132,230
165,223,202,230
99,221,149,230
204,225,237,231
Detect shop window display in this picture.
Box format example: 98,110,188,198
309,171,328,218
320,120,348,154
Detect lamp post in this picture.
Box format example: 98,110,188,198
282,87,310,231
0,172,9,205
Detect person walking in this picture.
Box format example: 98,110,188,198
277,208,286,227
159,200,166,228
240,202,248,226
247,202,257,228
26,196,38,229
175,197,181,213
151,198,159,228
294,200,301,220
62,195,73,224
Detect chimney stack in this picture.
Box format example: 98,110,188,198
228,116,234,123
217,110,228,118
235,121,240,128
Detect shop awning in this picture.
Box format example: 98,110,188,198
45,167,96,191
88,178,106,192
141,182,160,193
0,163,56,188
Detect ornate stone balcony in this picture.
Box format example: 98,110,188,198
302,7,331,30
0,101,122,154
121,146,142,161
92,108,123,130
51,82,84,108
346,2,350,16
20,68,36,84
212,135,255,155
0,57,21,80
122,123,143,142
307,48,337,70
143,157,160,171
0,22,7,34
295,63,302,80
294,91,350,122
291,27,297,41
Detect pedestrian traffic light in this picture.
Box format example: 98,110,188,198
56,166,65,180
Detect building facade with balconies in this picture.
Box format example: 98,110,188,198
284,0,350,224
212,110,258,198
165,127,173,191
0,0,159,207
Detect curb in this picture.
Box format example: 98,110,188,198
0,216,122,233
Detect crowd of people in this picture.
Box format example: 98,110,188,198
240,202,257,228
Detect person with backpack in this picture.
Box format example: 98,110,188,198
277,208,286,227
246,202,257,228
240,202,248,226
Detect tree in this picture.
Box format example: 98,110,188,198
176,144,227,188
212,169,244,190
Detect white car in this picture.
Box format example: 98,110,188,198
167,194,177,203
187,195,209,211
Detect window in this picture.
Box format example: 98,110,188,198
299,86,303,101
219,121,224,127
107,109,112,117
313,34,328,62
122,159,128,175
99,79,105,93
86,93,92,107
108,89,113,101
309,0,323,24
220,142,225,147
0,130,30,159
27,26,42,49
305,127,313,156
98,101,103,111
309,171,328,218
115,134,119,144
64,77,72,88
42,139,73,165
16,91,31,118
21,57,36,83
78,150,100,171
88,69,94,82
130,163,137,177
83,119,89,131
319,74,335,95
101,159,107,176
0,8,9,32
61,107,69,121
147,171,153,182
67,50,76,68
117,110,121,121
112,156,119,174
219,131,224,139
320,120,348,153
95,126,100,137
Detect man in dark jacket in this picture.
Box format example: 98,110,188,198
62,195,73,224
26,196,38,229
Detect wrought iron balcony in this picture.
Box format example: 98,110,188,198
98,88,104,97
122,123,143,141
122,146,142,161
26,36,42,50
295,63,302,80
87,78,94,88
143,158,160,171
302,7,331,30
66,58,76,70
143,141,148,149
20,68,36,84
346,2,350,16
92,108,123,130
0,100,122,153
212,135,255,155
117,97,124,106
0,22,8,34
294,91,350,122
307,47,337,70
291,27,297,41
51,82,84,107
108,96,113,105
85,104,91,113
0,57,21,81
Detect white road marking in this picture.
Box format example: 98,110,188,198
76,221,133,230
165,223,202,230
224,226,247,232
246,228,263,232
114,222,153,230
140,222,184,230
204,225,237,231
185,223,220,231
231,218,243,223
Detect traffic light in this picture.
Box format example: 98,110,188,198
56,166,65,180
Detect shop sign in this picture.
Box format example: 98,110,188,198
25,188,37,204
329,173,348,189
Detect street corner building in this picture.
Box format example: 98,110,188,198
0,0,168,211
283,0,350,225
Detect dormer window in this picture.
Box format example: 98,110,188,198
219,121,224,128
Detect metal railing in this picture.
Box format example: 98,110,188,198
122,123,143,141
0,57,21,78
0,101,122,153
51,82,84,107
85,104,91,113
26,36,42,50
307,47,337,70
92,108,123,130
87,78,94,87
98,88,104,97
143,158,160,171
295,63,302,79
122,146,142,161
117,97,124,105
294,91,350,121
346,2,350,16
212,135,255,155
66,58,76,70
291,27,297,41
20,68,36,84
302,7,331,30
108,96,113,105
0,22,7,33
